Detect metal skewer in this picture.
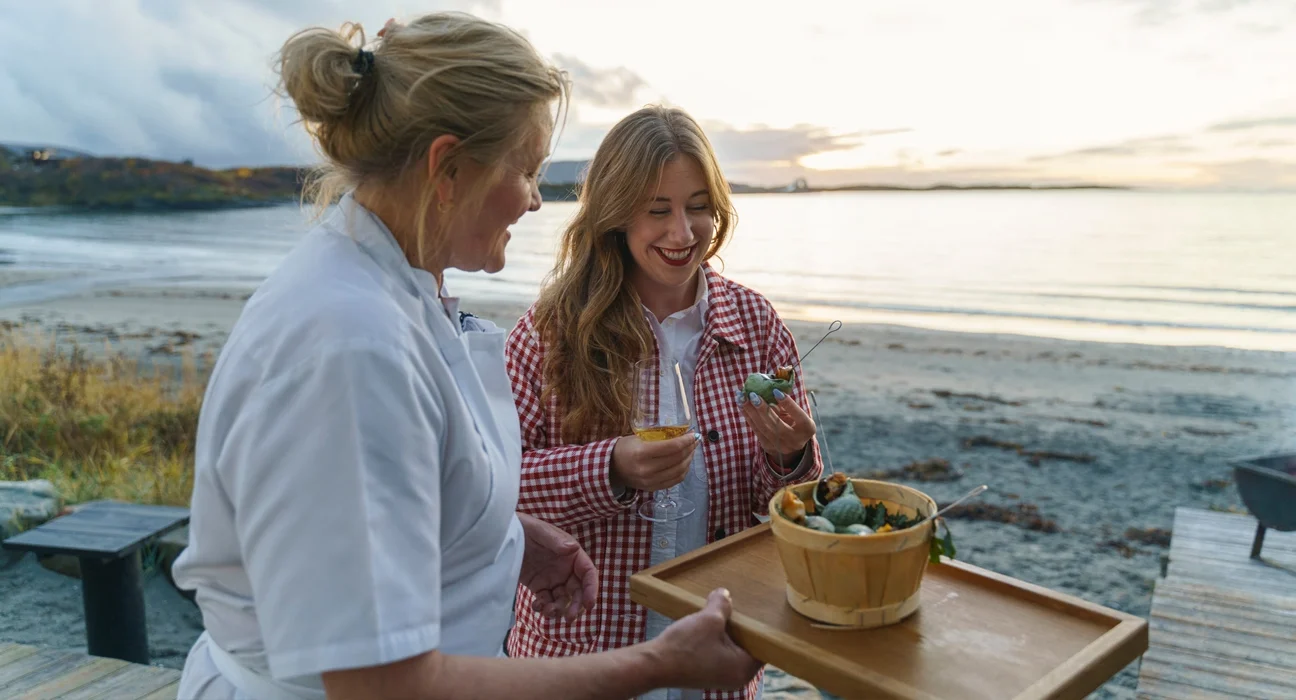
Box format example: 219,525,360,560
673,360,691,424
788,320,842,374
808,391,833,475
933,484,989,519
764,321,842,479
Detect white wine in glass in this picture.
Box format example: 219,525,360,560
632,424,692,442
631,358,697,522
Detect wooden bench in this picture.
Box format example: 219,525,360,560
0,642,180,699
1,501,190,665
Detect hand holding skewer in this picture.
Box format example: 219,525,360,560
740,321,843,473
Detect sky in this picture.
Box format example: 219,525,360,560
2,0,1294,190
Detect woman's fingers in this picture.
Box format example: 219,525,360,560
564,577,583,619
621,433,699,491
643,453,695,491
633,434,697,491
739,391,774,429
739,391,796,451
772,389,812,426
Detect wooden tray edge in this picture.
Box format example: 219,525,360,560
629,522,1152,700
629,570,936,700
635,522,772,579
930,559,1147,627
1016,619,1149,700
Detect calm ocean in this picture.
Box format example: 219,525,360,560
1,190,1294,351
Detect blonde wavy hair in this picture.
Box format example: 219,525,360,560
532,105,736,443
275,12,569,268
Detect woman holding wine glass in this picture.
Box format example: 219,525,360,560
503,105,824,700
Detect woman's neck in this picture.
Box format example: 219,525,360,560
633,268,700,323
354,187,446,293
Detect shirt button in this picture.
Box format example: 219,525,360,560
714,528,726,540
707,429,720,443
656,538,669,548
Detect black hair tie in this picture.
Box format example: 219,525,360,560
352,49,375,76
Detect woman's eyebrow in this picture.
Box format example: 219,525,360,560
653,190,709,202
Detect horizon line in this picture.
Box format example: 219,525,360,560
5,144,1295,194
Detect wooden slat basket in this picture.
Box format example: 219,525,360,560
769,478,938,628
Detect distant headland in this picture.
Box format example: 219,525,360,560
537,161,1130,201
0,144,303,211
0,146,1128,212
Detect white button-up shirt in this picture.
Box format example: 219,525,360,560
639,277,762,700
172,194,525,699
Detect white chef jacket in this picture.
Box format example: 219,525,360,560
171,193,525,699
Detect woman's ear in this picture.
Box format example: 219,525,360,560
426,134,461,203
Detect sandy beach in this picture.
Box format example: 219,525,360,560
2,281,1294,699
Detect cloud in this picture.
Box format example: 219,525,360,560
1029,135,1196,161
863,128,913,138
701,123,865,166
0,0,571,168
0,1,299,167
1099,0,1294,29
214,0,501,27
1192,158,1296,188
551,55,652,108
546,117,870,174
723,161,1099,189
1207,115,1296,132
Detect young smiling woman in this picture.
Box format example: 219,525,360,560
502,105,824,700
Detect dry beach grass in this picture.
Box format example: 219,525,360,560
0,325,205,510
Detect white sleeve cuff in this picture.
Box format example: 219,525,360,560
269,623,441,681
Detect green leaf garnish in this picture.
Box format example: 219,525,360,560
886,511,913,529
866,502,887,531
928,518,958,564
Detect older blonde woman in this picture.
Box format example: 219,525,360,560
172,15,760,700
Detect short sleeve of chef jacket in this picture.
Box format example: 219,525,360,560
221,338,445,680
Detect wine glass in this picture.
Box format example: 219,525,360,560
630,357,697,522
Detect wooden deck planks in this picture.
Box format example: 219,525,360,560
0,643,180,700
1136,507,1296,700
1163,507,1296,595
139,681,183,700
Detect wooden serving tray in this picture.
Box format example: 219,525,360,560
629,523,1147,700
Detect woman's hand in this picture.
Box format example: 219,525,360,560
609,432,701,492
517,514,599,621
737,388,815,468
649,588,764,691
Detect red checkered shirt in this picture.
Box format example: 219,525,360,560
503,264,824,700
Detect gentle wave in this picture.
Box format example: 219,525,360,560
1111,284,1296,298
990,291,1296,313
1,190,1294,351
767,293,1296,336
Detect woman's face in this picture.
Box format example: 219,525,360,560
623,156,714,295
444,129,547,275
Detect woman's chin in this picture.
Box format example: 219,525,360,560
482,251,507,274
648,261,700,287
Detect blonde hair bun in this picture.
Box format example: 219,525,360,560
278,23,370,125
271,12,569,267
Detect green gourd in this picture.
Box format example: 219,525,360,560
803,516,836,533
842,523,875,535
821,480,866,529
742,367,795,403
